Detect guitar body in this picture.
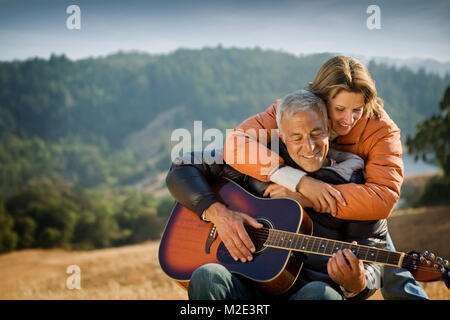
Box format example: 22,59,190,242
159,179,313,295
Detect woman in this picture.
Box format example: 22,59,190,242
224,56,402,220
222,56,428,299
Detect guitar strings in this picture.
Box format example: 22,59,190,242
246,228,442,267
171,224,447,275
244,228,448,275
249,237,446,274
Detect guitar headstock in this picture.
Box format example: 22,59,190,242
405,251,450,289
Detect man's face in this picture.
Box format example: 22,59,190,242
280,108,329,172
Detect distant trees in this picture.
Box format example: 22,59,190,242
0,202,18,252
1,49,448,148
368,62,449,136
0,180,171,253
405,86,450,206
0,134,151,200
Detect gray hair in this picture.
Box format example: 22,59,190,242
276,89,328,135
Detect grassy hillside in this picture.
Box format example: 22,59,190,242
1,205,448,300
388,206,450,259
0,241,186,300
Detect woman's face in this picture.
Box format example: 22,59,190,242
327,91,365,136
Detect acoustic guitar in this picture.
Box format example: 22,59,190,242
159,179,450,295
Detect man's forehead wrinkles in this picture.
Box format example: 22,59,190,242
288,126,324,136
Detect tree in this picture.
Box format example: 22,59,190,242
0,202,18,253
157,196,175,220
405,86,450,206
407,86,450,177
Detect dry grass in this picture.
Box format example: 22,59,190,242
388,205,450,259
0,241,187,300
0,205,448,300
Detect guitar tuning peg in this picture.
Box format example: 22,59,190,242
436,256,443,264
444,260,449,268
428,252,435,261
423,250,429,257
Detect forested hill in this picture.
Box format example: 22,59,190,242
1,48,449,192
2,48,449,145
0,47,449,253
1,47,449,197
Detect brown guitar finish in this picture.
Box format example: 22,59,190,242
159,179,312,295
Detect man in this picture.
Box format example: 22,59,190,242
166,89,385,300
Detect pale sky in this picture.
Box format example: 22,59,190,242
0,0,449,61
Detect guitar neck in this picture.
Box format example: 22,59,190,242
263,228,405,268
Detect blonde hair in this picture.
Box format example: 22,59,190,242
308,56,383,119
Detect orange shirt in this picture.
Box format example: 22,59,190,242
223,100,404,220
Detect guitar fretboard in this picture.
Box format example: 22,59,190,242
263,228,403,267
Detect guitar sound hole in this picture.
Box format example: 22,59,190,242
245,218,272,255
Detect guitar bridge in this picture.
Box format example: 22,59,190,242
205,224,218,254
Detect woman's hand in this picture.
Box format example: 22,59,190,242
263,183,313,208
296,176,346,216
327,241,367,296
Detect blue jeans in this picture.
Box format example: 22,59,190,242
188,263,342,300
381,233,429,300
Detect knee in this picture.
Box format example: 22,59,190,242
188,263,231,300
291,281,342,300
190,263,228,284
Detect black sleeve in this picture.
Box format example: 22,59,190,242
166,149,270,218
165,151,222,219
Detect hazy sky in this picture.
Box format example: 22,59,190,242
0,0,449,61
